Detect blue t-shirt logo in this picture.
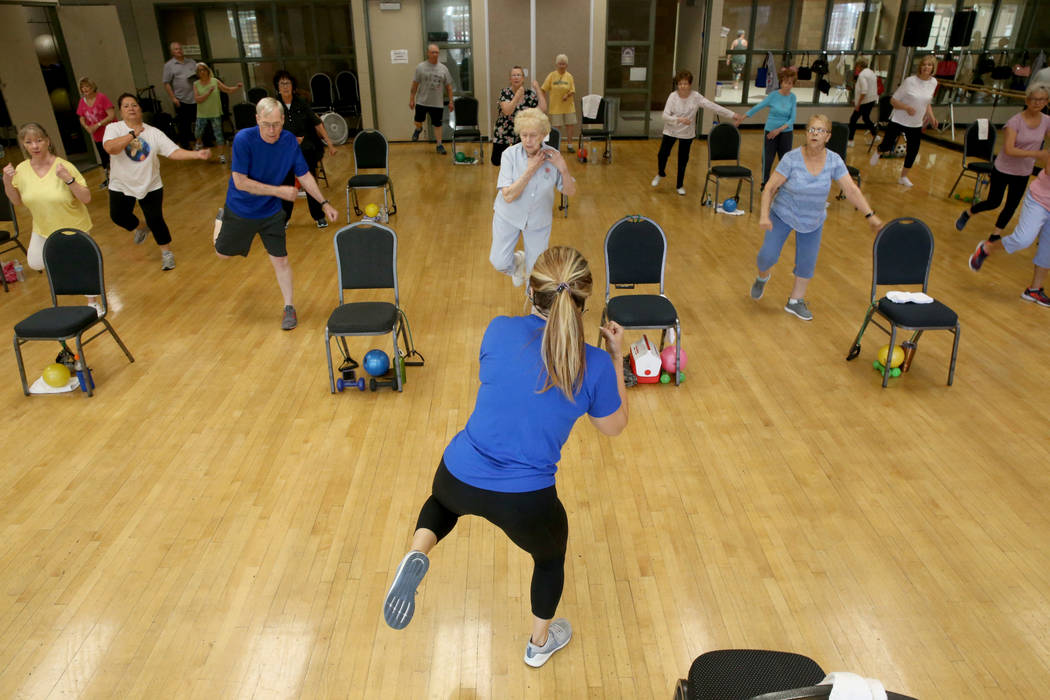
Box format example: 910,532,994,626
125,137,150,162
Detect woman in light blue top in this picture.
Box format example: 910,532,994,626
750,114,883,321
743,66,798,188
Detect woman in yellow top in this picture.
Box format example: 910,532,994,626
193,62,242,164
541,54,577,153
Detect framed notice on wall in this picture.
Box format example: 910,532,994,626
621,47,635,66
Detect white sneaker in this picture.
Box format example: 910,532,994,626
524,618,572,667
676,187,686,196
650,175,662,187
898,176,914,187
869,151,880,166
847,140,855,148
511,250,527,287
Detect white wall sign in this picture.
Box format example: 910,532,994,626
390,49,408,64
621,47,635,66
630,67,647,82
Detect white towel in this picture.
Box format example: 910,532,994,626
582,95,602,120
886,290,933,304
977,118,989,140
820,672,888,700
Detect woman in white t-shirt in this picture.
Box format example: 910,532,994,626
870,54,939,187
650,70,743,196
103,93,210,271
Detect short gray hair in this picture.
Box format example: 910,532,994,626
1026,83,1050,100
556,54,568,64
256,97,283,118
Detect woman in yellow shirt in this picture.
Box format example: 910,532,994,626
541,54,577,153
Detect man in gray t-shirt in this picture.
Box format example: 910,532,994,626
409,44,455,154
162,42,198,148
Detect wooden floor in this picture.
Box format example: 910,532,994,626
2,133,1049,699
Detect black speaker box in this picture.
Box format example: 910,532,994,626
948,11,976,47
902,11,935,47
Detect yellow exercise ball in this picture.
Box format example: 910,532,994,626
877,344,905,369
42,362,71,388
364,203,380,218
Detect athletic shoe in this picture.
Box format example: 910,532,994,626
436,144,447,155
133,227,150,244
750,276,768,300
847,140,855,148
955,210,970,231
676,187,686,196
524,618,572,668
869,151,880,166
281,305,298,330
1020,288,1050,307
898,176,914,187
511,250,527,287
566,145,575,153
316,218,329,229
161,251,175,271
651,175,663,187
219,154,226,164
88,300,103,318
412,128,422,142
99,178,109,190
383,551,430,630
968,241,988,272
784,298,813,321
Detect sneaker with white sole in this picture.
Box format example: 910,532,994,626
869,151,880,166
968,241,988,272
384,551,430,630
219,154,226,164
676,187,686,196
133,227,150,244
281,305,297,330
161,251,175,271
750,276,769,300
524,618,572,667
847,140,854,148
955,210,970,231
784,298,813,321
1021,288,1050,307
412,127,422,142
511,250,527,287
651,175,663,187
898,176,914,187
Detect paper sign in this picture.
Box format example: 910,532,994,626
630,67,647,81
391,49,408,64
621,47,635,66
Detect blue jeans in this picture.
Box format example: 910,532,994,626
756,210,824,279
1002,191,1050,269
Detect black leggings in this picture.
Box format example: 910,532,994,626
878,121,923,169
762,130,793,186
970,168,1030,230
281,141,325,223
657,135,694,188
490,141,511,167
417,460,569,619
848,102,877,140
93,140,110,171
108,187,172,245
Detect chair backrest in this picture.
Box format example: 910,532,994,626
335,71,359,104
0,184,17,230
872,217,933,293
581,95,607,126
310,73,333,109
546,127,561,150
963,121,996,163
453,96,479,128
827,122,848,161
707,122,742,163
233,103,257,131
246,86,268,104
876,94,893,123
333,223,398,305
353,130,390,172
42,228,105,302
604,215,667,292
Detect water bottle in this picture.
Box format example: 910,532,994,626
901,341,917,372
13,260,24,282
74,354,87,392
473,147,480,164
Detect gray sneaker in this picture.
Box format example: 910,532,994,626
524,618,572,667
133,227,150,244
750,276,768,300
281,305,298,330
784,298,813,321
436,144,447,155
383,551,430,630
161,251,175,271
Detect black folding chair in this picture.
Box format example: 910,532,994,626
846,218,960,387
827,122,861,200
450,96,483,164
947,121,997,202
233,103,257,132
345,130,397,221
1,186,28,293
701,123,754,213
12,229,134,397
577,95,613,162
545,128,569,217
325,223,409,393
246,86,268,104
334,71,361,116
310,73,334,114
867,95,894,153
599,215,681,385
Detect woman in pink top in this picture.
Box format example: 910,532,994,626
650,70,743,196
956,84,1050,239
75,77,116,189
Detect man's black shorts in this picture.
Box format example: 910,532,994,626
215,208,287,257
414,104,444,127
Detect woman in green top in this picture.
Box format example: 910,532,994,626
193,63,242,164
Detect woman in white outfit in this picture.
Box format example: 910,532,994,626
870,54,939,187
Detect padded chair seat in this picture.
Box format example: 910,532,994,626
686,649,825,699
0,230,15,242
711,165,751,177
606,295,678,328
877,297,958,328
15,306,98,338
348,174,390,188
581,128,612,137
453,127,481,137
327,301,398,334
965,162,993,173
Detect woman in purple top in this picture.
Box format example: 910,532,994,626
956,84,1050,239
750,114,883,321
76,78,116,188
383,247,628,668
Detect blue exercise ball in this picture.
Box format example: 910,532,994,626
723,198,737,212
363,349,390,377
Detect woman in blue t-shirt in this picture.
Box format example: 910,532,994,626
750,114,883,321
743,66,798,188
384,246,628,668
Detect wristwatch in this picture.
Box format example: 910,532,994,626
65,177,76,185
865,211,875,218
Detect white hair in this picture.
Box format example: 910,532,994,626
256,97,283,118
556,54,568,64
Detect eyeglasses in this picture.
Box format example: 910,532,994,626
807,127,829,134
278,80,292,86
259,121,283,130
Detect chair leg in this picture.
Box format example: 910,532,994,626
387,182,397,216
392,328,403,392
13,336,30,396
701,175,710,205
883,325,898,388
846,304,876,360
947,324,960,386
748,177,753,213
101,319,134,363
74,336,93,397
674,321,682,386
947,170,965,199
326,329,336,393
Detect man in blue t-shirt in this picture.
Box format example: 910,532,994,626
213,97,338,330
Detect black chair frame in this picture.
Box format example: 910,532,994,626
845,218,960,387
866,94,894,153
947,121,996,202
827,122,861,200
599,215,681,385
310,73,334,114
1,186,29,293
546,128,569,217
701,123,754,213
345,130,397,221
450,96,484,164
577,96,613,163
13,229,134,397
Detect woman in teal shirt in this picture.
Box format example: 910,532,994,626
743,66,798,188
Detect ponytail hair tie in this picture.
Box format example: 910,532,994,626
555,282,569,294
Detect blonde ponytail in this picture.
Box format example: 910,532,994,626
529,247,593,400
